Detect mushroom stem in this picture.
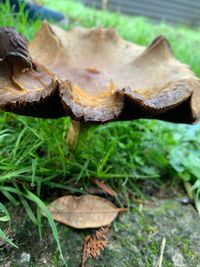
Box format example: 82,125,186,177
67,120,80,149
67,119,94,150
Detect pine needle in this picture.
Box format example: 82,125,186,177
82,226,109,267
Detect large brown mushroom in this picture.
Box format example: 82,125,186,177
0,22,200,125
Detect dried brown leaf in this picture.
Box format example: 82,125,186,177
46,195,127,229
93,178,117,197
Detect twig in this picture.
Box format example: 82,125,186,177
133,197,156,206
155,237,166,267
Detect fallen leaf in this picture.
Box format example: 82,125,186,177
46,195,127,229
93,178,117,197
82,226,109,267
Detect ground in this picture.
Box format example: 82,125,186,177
1,187,200,267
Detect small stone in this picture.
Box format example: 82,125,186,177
20,252,31,263
172,251,186,267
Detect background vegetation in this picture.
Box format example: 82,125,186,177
0,0,200,253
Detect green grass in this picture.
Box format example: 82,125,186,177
0,0,200,261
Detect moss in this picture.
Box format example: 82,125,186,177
1,198,200,267
174,236,200,265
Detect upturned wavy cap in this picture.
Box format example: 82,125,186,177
0,22,199,123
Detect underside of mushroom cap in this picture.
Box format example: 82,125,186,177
0,22,199,123
0,59,65,118
0,26,65,118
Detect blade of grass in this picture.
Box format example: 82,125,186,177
37,181,42,240
0,203,10,222
194,188,200,216
1,191,19,206
19,196,38,225
97,139,116,176
0,167,32,183
47,181,85,194
12,127,28,160
0,228,18,249
24,190,67,266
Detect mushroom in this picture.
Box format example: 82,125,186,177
0,22,199,146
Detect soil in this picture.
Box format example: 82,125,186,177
1,190,200,267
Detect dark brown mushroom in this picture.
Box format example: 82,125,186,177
0,22,200,124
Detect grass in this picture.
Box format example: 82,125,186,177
0,0,200,262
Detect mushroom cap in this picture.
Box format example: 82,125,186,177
0,22,199,123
